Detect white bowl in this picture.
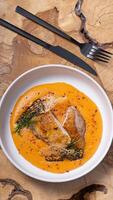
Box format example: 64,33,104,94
0,64,113,182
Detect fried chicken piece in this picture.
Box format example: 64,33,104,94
63,106,86,149
15,93,67,133
41,106,85,161
25,94,86,161
30,111,71,147
41,145,83,161
32,106,86,161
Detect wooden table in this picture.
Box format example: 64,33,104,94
0,0,113,199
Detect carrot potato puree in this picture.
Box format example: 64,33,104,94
10,82,102,173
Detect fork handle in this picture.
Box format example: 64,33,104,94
16,6,81,47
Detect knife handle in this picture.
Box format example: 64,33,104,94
16,6,81,47
0,18,52,50
49,45,72,60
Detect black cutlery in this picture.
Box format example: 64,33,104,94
0,18,97,76
16,6,112,63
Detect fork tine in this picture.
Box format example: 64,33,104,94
96,51,111,58
99,48,113,55
91,47,111,60
94,57,109,63
94,54,110,61
96,50,111,58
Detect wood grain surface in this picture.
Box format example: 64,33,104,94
0,0,113,199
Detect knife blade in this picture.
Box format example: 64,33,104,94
49,45,97,75
0,18,97,76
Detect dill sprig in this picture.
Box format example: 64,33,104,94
15,99,45,133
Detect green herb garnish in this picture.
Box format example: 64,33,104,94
15,99,45,133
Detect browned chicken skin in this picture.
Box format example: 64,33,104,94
31,111,71,147
16,93,86,161
63,106,85,149
30,94,86,161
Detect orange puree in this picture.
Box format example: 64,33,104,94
10,82,102,173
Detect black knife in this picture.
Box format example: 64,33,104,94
0,19,97,76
